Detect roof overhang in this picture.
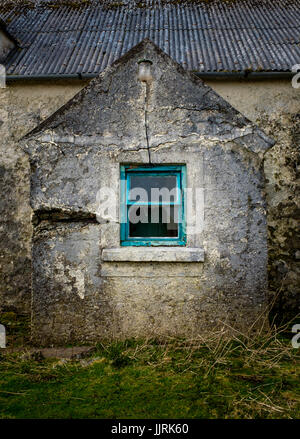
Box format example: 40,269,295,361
5,71,295,82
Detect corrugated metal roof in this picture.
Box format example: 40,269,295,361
0,0,299,76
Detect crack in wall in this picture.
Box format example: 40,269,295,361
144,82,152,164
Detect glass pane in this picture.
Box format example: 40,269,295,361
129,174,178,202
128,205,179,238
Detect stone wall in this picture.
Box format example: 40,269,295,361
208,80,300,323
21,41,274,344
0,80,84,313
0,76,299,324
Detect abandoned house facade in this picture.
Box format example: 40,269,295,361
0,0,299,343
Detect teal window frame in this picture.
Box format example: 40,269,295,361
120,165,186,246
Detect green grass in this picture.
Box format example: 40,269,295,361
0,332,299,419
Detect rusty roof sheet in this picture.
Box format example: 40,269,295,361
0,0,299,76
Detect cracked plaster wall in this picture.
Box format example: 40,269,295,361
20,42,274,344
0,60,298,332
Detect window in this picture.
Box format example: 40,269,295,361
120,165,186,246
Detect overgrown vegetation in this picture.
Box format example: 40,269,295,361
0,312,30,347
0,328,299,419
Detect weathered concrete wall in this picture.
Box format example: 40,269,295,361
207,80,300,322
0,80,83,313
0,73,298,325
22,41,274,344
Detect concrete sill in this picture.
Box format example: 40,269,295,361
102,247,204,263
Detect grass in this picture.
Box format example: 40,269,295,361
0,326,299,419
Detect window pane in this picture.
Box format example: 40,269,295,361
128,205,179,238
129,175,178,202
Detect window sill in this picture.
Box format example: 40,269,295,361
102,247,204,263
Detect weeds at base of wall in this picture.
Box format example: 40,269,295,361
0,283,299,349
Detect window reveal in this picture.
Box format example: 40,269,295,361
120,165,186,246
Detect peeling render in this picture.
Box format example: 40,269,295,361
18,40,275,344
0,39,298,335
